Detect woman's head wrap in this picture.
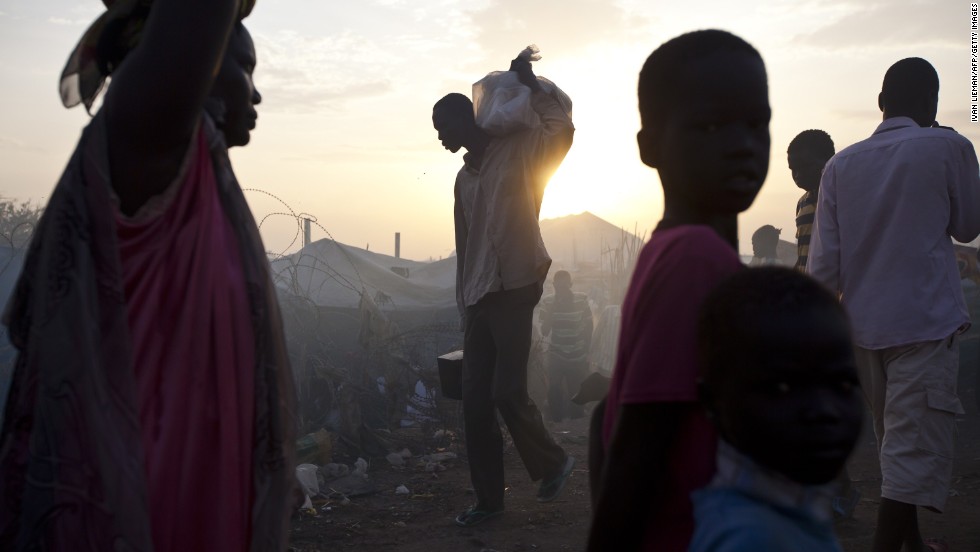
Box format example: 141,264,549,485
60,0,255,112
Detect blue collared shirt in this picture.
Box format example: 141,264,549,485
689,441,842,552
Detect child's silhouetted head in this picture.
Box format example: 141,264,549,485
637,30,770,218
698,267,863,485
787,129,834,193
751,224,780,261
553,269,572,293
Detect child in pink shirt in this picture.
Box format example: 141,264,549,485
587,29,771,552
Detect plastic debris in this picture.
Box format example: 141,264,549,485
321,463,350,479
386,452,406,466
424,461,447,473
421,452,457,463
295,464,319,499
353,457,369,478
395,485,410,495
326,474,377,498
295,429,333,465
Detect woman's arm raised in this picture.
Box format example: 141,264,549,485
104,0,242,215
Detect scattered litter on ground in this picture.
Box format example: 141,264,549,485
296,429,333,465
424,461,447,473
386,452,406,466
296,463,320,510
321,463,350,479
421,452,456,463
325,474,377,498
354,457,369,477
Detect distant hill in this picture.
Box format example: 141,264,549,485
539,211,645,269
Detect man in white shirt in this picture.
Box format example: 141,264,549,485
808,57,980,552
432,56,575,527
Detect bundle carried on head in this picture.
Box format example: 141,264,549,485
60,0,256,111
472,45,573,137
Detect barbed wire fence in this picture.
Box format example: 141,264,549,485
244,188,466,459
0,200,41,424
0,193,466,458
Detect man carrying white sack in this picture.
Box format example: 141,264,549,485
432,46,575,528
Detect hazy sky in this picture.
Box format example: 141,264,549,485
0,0,975,260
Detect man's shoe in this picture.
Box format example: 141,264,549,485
537,455,575,503
454,505,503,527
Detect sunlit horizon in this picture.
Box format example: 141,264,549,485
1,1,976,261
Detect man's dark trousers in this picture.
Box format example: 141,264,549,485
463,283,567,510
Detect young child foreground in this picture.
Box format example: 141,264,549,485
691,266,864,551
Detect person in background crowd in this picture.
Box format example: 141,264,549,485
540,270,593,422
787,129,835,271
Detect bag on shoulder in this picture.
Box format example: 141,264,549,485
471,45,572,137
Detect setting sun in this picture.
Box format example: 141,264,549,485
537,48,659,224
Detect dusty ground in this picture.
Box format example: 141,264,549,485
288,415,593,552
836,337,980,552
290,354,980,552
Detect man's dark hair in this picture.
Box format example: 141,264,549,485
638,29,763,129
434,92,473,118
787,129,835,160
698,266,846,384
880,57,939,114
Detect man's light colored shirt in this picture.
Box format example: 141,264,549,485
807,116,980,349
453,91,574,314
